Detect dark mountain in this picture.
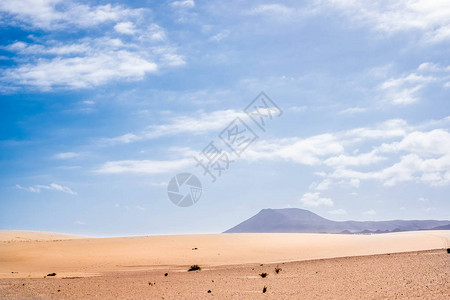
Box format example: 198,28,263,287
224,208,450,234
430,224,450,230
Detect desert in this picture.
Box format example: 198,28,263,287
0,230,449,299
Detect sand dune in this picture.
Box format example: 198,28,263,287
0,230,84,242
1,230,449,279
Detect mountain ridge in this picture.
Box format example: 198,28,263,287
224,208,450,234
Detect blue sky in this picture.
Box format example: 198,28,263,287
0,0,449,236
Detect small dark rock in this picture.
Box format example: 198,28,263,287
207,290,211,293
447,248,450,254
263,286,267,293
164,273,168,276
47,273,56,277
259,273,268,278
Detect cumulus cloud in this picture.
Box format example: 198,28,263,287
0,0,141,30
321,0,450,43
16,183,77,195
3,47,158,89
0,1,184,90
245,134,344,165
114,21,136,35
245,117,450,187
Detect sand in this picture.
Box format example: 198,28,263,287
0,230,449,299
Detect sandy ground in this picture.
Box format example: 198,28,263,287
0,230,449,299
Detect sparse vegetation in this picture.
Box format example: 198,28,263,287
259,272,268,278
263,286,267,293
275,266,282,274
188,265,201,271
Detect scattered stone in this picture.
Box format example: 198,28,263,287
259,273,268,278
47,273,56,277
263,286,267,293
447,248,450,254
207,290,211,293
164,273,168,277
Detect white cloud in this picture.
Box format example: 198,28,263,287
248,4,293,16
338,107,367,115
54,152,80,159
0,0,142,30
3,43,158,89
328,153,450,187
102,109,246,144
1,2,185,91
378,129,450,156
322,0,450,43
144,24,167,41
324,150,386,168
210,30,230,42
114,21,135,35
300,192,333,207
314,179,332,191
380,73,435,105
170,0,195,9
95,158,192,174
245,134,344,165
243,118,450,187
328,208,347,215
16,183,77,195
418,197,429,202
344,119,410,140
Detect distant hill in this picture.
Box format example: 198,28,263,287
224,208,450,234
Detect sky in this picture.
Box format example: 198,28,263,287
0,0,449,236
